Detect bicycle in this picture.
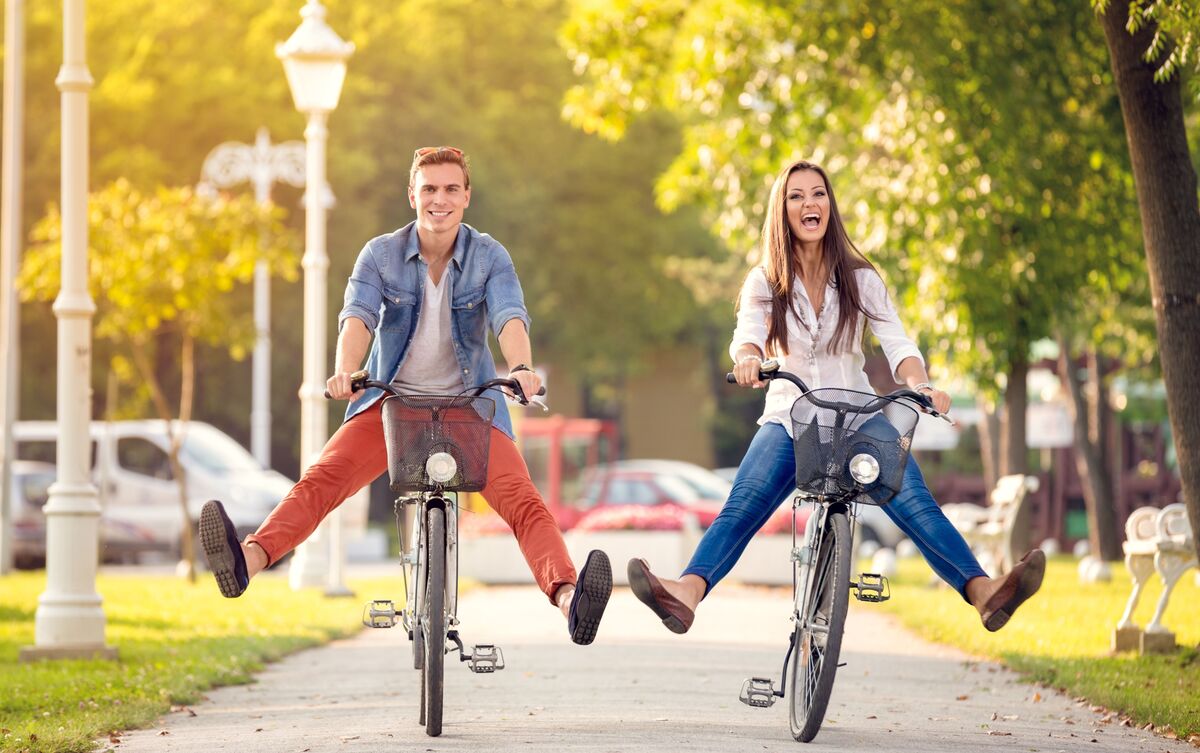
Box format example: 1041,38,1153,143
730,359,950,743
327,369,544,737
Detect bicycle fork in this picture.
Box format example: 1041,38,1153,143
738,500,890,709
362,496,506,674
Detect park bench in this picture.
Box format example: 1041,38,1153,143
1114,502,1197,653
941,474,1040,575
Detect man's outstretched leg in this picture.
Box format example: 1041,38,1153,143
200,403,388,597
481,427,612,645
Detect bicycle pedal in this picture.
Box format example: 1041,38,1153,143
362,599,397,628
852,573,891,603
739,677,777,708
468,644,505,673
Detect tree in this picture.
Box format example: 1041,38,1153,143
561,1,1147,539
9,0,727,477
1096,0,1200,564
18,180,297,577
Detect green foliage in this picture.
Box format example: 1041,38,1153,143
8,1,724,474
562,0,1154,395
0,572,402,753
18,180,297,358
1094,0,1200,96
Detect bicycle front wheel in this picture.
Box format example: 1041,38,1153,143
422,506,446,737
789,509,851,743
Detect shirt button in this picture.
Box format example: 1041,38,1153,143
463,368,470,374
467,302,473,309
393,296,400,303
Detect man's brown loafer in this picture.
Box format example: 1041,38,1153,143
981,549,1046,632
627,558,695,634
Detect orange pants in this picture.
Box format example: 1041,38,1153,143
246,401,576,603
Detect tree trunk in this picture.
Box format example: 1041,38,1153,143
1058,337,1122,560
1100,2,1200,564
976,395,1000,493
1001,351,1028,476
129,333,196,582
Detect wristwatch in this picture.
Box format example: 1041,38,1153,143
509,364,533,375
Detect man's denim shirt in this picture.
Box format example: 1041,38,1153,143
337,221,530,439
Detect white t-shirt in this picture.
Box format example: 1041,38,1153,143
730,266,924,438
391,271,466,396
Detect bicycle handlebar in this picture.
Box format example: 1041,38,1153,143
324,370,546,405
725,359,952,422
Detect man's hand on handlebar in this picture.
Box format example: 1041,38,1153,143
507,369,543,403
325,370,360,401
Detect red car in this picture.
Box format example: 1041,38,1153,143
564,462,804,535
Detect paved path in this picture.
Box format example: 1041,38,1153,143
110,584,1188,753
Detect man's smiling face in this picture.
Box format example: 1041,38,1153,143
409,162,471,234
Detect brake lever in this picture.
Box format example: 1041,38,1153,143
926,409,956,426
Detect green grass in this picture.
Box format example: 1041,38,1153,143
875,555,1200,740
0,570,405,753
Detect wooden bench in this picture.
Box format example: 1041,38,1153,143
1114,503,1197,653
942,474,1040,575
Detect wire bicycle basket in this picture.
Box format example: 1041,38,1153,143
789,388,920,505
381,394,496,492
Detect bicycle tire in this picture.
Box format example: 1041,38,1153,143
789,510,851,743
422,506,446,737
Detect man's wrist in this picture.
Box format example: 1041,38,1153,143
509,363,533,375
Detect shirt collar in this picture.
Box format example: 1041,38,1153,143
403,223,469,270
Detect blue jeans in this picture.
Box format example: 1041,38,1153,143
682,422,987,601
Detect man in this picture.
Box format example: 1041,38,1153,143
200,146,611,645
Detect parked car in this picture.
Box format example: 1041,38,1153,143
567,460,800,534
13,420,292,563
7,460,55,569
713,465,905,547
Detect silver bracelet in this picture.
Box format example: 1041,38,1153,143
737,354,763,366
912,381,935,393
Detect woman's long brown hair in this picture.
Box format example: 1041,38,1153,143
753,159,881,356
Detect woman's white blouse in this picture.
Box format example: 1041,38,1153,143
730,266,924,438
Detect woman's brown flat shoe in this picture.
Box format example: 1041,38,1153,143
627,558,695,634
981,549,1046,632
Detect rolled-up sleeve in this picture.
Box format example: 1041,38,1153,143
339,240,384,332
728,267,771,361
484,242,530,335
861,270,924,383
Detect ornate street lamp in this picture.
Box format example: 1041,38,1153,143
198,127,308,470
277,0,355,597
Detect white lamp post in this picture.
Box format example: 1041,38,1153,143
21,0,115,661
277,0,355,597
0,0,27,576
197,128,308,470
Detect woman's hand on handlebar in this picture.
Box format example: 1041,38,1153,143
732,354,767,388
920,386,951,415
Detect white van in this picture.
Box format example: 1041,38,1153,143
13,420,292,563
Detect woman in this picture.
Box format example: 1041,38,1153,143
628,159,1044,634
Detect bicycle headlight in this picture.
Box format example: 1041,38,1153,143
425,452,458,484
848,453,880,485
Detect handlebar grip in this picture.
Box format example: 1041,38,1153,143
323,370,371,400
725,372,736,384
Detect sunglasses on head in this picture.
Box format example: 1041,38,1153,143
414,146,464,159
